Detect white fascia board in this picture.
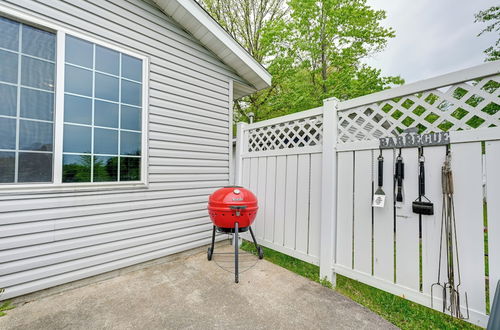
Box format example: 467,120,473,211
152,0,272,92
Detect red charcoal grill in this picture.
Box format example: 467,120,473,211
207,186,263,283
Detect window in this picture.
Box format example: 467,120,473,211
0,14,146,187
62,36,142,183
0,17,55,183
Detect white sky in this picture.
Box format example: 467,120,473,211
363,0,499,83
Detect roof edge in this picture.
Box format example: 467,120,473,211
152,0,272,92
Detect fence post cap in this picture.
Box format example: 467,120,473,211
323,97,339,102
323,97,340,110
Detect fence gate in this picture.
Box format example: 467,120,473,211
235,61,500,327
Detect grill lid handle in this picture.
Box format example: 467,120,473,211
229,206,247,210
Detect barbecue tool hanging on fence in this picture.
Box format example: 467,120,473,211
412,148,434,215
431,148,469,319
373,150,386,208
395,149,405,206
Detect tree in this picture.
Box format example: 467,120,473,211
200,0,287,62
200,0,403,122
261,0,404,118
199,0,287,122
475,6,500,61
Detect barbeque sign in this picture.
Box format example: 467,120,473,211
379,130,450,149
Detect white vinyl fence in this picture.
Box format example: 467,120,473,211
235,61,500,327
235,108,324,264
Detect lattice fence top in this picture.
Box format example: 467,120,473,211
337,74,500,143
246,114,323,152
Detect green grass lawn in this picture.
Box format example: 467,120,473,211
0,288,14,317
0,301,14,317
241,241,481,330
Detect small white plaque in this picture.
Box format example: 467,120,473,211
372,194,386,208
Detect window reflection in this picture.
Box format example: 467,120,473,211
0,152,15,183
64,94,92,125
0,17,55,184
19,120,53,151
63,35,143,183
94,156,118,182
120,157,140,181
62,154,92,183
18,152,52,182
20,88,54,121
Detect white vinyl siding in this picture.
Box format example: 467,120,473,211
0,0,238,300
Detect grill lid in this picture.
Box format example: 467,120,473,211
208,186,257,207
208,186,259,229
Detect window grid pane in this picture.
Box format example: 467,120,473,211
0,18,55,184
63,35,142,183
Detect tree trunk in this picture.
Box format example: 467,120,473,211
320,1,328,94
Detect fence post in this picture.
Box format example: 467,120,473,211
319,97,339,285
234,122,247,186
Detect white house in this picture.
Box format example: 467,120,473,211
0,0,271,300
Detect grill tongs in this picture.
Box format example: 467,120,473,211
431,149,469,319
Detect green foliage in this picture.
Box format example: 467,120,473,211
319,276,333,288
93,157,118,182
466,115,485,128
482,80,500,93
424,113,439,124
200,0,404,122
475,6,500,61
241,241,480,329
437,120,454,132
200,0,287,63
62,155,92,183
257,0,404,120
452,87,468,100
482,102,500,116
451,108,468,120
401,116,415,127
0,288,14,317
412,105,426,116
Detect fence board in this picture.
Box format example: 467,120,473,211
241,158,251,188
249,157,260,236
421,146,446,298
284,155,298,249
373,149,394,282
296,154,311,254
353,150,373,274
308,153,322,257
395,148,420,291
264,157,277,242
452,142,486,315
255,157,267,238
486,140,500,312
273,156,287,246
336,151,354,268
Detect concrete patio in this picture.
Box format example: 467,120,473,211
0,243,396,330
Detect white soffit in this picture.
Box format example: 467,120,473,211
152,0,272,96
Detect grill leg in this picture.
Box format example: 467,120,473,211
249,226,264,259
207,225,216,261
249,226,259,250
211,225,216,251
235,222,239,283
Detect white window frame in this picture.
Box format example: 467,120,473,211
0,4,149,193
